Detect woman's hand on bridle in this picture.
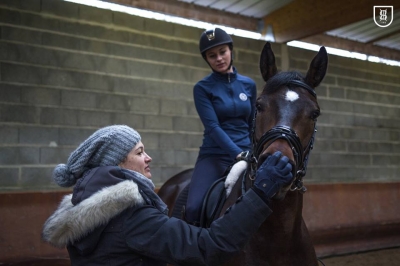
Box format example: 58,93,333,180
252,151,293,203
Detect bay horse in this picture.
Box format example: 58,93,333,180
158,42,328,266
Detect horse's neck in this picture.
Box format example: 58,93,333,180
224,191,316,266
269,190,303,223
221,175,318,265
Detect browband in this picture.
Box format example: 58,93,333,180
287,80,317,98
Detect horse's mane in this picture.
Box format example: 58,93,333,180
263,71,305,95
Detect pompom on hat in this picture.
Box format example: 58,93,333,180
53,125,141,187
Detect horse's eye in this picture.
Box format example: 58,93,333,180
255,99,265,112
311,110,321,121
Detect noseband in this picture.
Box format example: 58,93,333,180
251,80,318,193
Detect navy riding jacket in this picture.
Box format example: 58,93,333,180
194,67,257,160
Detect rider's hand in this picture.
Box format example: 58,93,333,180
236,150,251,162
252,151,293,203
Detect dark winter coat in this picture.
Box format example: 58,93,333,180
42,166,272,266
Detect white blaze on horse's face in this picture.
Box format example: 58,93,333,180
285,90,299,102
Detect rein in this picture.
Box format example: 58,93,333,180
249,80,318,193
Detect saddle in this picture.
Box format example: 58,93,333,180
172,161,248,228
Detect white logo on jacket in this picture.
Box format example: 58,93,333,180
239,93,247,101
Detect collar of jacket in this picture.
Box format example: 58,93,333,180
211,66,237,82
42,179,144,248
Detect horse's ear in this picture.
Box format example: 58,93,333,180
260,42,278,82
305,46,328,88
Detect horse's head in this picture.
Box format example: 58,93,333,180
253,42,328,199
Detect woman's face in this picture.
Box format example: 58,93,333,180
205,44,233,73
119,141,152,179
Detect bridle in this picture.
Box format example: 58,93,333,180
250,80,318,193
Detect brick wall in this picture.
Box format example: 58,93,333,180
0,0,399,191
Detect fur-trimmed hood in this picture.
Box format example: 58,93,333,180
42,180,144,248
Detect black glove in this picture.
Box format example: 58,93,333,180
252,151,293,202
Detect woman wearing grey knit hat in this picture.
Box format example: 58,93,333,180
42,124,293,266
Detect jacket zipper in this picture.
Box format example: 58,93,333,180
227,73,236,114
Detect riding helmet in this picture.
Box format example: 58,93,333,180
199,28,233,57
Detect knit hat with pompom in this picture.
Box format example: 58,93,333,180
53,125,141,187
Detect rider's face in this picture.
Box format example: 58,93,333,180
205,44,233,73
119,141,152,179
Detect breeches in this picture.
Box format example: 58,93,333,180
185,155,233,223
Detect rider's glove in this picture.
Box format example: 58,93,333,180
252,151,293,203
